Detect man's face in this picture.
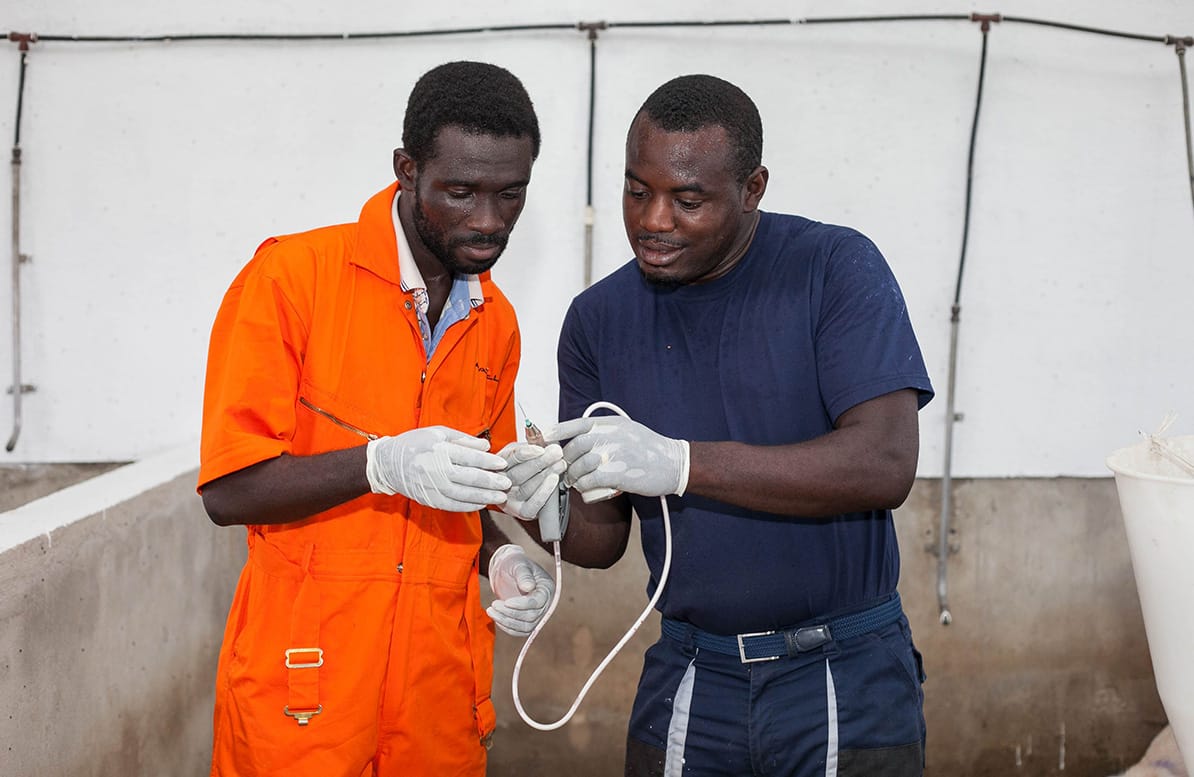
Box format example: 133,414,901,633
623,116,764,286
397,125,534,276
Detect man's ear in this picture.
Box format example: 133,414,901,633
743,165,769,211
393,148,417,189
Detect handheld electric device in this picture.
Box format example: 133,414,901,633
523,418,569,543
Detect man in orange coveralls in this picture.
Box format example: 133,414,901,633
198,61,566,777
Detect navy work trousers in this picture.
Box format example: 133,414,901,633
624,616,926,776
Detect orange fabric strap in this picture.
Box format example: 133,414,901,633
284,544,323,725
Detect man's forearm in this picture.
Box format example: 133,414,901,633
684,390,921,516
200,446,371,527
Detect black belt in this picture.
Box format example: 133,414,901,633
661,593,903,664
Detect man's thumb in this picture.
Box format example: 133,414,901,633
516,563,537,593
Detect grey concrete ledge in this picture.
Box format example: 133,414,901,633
0,442,200,553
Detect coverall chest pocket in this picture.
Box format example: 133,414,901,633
295,382,385,451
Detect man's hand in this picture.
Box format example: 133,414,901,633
545,416,691,499
366,426,511,512
495,442,567,520
487,544,555,637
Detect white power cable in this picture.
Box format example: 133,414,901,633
510,400,674,731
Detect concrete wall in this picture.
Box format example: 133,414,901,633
0,451,244,777
0,463,1166,775
899,478,1165,776
486,477,1165,777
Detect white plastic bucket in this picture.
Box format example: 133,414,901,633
1107,434,1194,766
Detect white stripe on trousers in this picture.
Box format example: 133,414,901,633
825,659,839,777
663,655,698,776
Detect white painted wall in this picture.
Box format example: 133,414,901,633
2,0,1192,475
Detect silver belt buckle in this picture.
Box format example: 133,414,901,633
736,630,779,663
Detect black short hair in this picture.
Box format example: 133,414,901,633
402,61,540,164
636,74,763,183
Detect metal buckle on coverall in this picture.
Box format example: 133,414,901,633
284,647,324,668
283,705,323,725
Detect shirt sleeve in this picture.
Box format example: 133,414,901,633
814,234,934,423
198,242,311,490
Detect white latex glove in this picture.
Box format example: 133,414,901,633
544,416,691,499
487,544,555,637
495,442,567,521
366,426,511,512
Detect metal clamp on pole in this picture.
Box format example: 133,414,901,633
969,12,1003,31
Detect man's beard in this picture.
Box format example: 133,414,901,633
637,264,683,290
412,188,507,276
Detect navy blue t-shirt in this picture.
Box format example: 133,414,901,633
557,211,934,635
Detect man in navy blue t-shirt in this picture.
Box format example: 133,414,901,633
542,75,934,776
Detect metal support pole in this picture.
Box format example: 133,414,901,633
1167,35,1194,218
936,305,961,625
7,37,35,452
578,21,605,289
934,15,996,625
7,136,23,452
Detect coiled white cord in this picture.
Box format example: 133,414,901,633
510,400,674,731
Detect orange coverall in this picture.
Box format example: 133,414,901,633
198,183,519,776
